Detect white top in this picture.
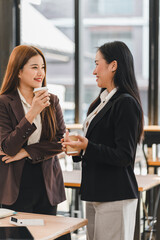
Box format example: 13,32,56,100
17,89,42,145
83,88,117,136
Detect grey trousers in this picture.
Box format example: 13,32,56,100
86,199,138,240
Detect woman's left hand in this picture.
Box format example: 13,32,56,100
1,148,29,164
62,135,88,153
0,150,6,157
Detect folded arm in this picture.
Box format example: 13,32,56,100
0,95,65,164
0,100,36,156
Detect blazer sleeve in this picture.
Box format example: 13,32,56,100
0,99,36,156
24,95,66,163
83,96,141,167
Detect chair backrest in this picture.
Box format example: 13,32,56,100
142,131,160,172
143,131,160,147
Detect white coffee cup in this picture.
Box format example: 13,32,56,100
33,87,48,93
64,132,79,154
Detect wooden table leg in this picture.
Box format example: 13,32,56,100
56,233,71,240
134,192,141,240
156,203,160,239
155,186,160,239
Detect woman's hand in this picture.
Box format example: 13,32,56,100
0,150,6,157
62,131,88,156
0,148,30,164
61,130,72,154
25,89,50,123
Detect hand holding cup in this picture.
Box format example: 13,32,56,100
62,130,88,156
25,86,50,124
32,86,50,114
64,131,79,154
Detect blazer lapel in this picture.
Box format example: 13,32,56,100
86,91,121,138
7,90,25,123
86,101,112,138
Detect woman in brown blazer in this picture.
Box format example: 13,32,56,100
0,45,66,215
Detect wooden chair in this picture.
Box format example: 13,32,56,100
142,131,160,174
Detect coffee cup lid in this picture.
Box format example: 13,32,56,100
33,87,48,93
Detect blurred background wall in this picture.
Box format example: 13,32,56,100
0,0,159,125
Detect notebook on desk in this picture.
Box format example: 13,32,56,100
0,208,17,219
0,226,34,240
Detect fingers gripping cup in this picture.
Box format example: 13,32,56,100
64,132,79,154
33,87,50,106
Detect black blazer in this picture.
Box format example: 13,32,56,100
73,91,141,202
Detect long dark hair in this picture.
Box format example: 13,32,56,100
0,45,58,141
88,41,144,142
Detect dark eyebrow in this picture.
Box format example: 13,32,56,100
30,64,37,66
30,64,45,66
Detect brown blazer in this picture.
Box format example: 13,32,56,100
0,90,66,205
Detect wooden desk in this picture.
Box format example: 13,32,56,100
63,170,81,188
144,125,160,132
63,170,160,192
135,175,160,240
143,125,160,174
136,174,160,192
66,124,83,130
63,171,160,240
0,212,87,240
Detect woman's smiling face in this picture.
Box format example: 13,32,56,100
93,50,116,92
18,54,45,90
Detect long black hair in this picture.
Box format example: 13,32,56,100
87,41,144,142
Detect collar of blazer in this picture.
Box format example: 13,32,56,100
86,91,130,138
5,90,25,123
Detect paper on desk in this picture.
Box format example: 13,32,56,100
0,208,17,218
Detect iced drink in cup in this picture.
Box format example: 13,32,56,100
64,132,79,154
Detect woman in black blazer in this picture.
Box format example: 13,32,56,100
63,41,143,240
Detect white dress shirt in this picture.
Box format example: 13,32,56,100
17,89,42,145
83,88,117,136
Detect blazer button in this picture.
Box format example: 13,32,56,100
26,132,29,135
22,135,26,139
28,128,31,131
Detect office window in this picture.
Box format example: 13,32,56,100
21,0,75,123
86,0,142,17
158,3,160,124
21,0,149,124
82,0,149,123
